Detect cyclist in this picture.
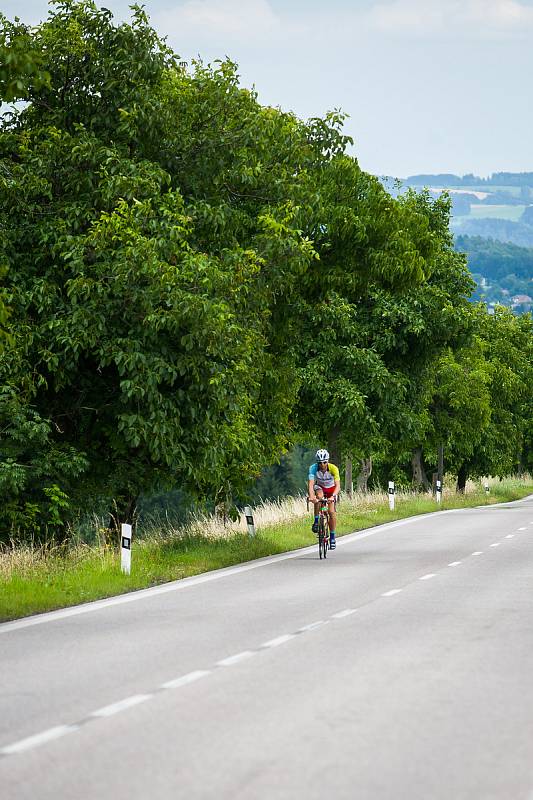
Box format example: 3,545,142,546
308,449,340,549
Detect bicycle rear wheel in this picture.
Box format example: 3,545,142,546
318,518,324,559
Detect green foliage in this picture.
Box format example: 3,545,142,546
295,190,474,467
0,14,50,102
0,387,86,538
426,306,533,482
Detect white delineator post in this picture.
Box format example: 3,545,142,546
388,480,395,511
484,483,490,495
244,506,255,538
436,479,442,505
121,523,132,575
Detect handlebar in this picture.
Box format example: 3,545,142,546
307,495,338,511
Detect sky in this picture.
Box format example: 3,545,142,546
3,0,533,178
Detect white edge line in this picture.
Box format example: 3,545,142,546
298,620,327,632
217,651,255,667
1,725,78,755
161,670,210,689
331,608,357,619
261,634,296,648
382,589,402,597
90,694,152,718
3,494,533,634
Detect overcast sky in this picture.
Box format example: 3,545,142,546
4,0,533,178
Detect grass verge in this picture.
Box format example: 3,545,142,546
1,478,532,622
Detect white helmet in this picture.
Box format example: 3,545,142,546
315,449,329,462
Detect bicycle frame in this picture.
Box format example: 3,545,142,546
307,495,336,559
317,497,330,559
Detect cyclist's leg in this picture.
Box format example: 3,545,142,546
327,497,337,531
326,495,337,548
312,486,323,533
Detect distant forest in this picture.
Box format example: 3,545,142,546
455,236,533,311
404,172,533,187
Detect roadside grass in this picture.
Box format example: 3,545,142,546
1,477,531,622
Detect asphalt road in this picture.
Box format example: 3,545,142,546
1,497,533,800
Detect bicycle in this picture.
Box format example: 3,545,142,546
307,495,336,559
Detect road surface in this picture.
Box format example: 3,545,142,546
1,497,533,799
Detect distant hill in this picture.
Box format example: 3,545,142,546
455,235,533,313
380,173,533,313
403,172,533,187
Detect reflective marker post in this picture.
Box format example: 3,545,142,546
244,506,255,538
436,479,442,505
121,523,132,575
388,481,395,512
484,483,490,495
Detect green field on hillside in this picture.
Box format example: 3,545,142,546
460,204,526,221
447,185,524,197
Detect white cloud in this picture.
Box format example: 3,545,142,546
154,0,283,46
367,0,533,37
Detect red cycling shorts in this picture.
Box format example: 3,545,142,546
314,484,336,498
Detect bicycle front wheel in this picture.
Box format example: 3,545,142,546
321,517,328,559
318,519,324,559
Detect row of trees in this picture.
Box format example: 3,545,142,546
1,2,532,541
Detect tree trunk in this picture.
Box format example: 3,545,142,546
456,463,468,493
344,458,353,498
215,485,231,527
357,457,372,492
327,427,341,471
411,448,430,491
108,493,138,545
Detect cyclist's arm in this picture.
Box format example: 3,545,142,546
330,464,341,498
308,464,317,501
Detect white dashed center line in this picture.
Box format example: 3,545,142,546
505,534,515,539
161,671,210,690
448,561,462,567
472,551,483,555
518,527,527,531
261,634,296,649
382,589,402,597
0,725,78,755
91,694,152,718
331,608,357,619
420,573,436,580
217,651,255,667
490,543,501,548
